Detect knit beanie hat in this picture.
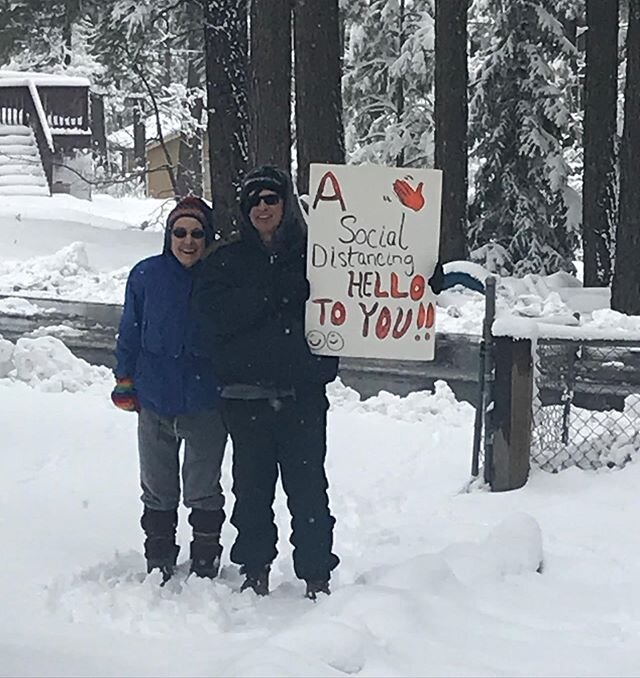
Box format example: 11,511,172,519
240,166,288,217
167,195,213,232
164,195,215,253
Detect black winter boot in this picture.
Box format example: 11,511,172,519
190,533,222,578
305,579,331,600
188,508,225,579
141,507,180,585
239,564,270,596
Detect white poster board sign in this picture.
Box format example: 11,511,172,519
305,163,442,361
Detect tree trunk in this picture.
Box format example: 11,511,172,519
203,0,249,232
611,0,640,313
394,0,406,167
582,0,618,287
90,92,107,165
177,1,204,197
293,0,344,195
434,0,469,262
63,0,80,66
248,0,292,172
132,100,146,169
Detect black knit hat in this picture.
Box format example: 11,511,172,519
240,165,287,217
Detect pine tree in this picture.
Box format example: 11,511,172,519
582,0,618,287
248,0,291,172
0,1,70,68
90,0,208,194
342,0,435,168
435,0,468,262
293,0,344,194
175,0,205,197
469,0,580,276
203,0,249,229
611,0,640,313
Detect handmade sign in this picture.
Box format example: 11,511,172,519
305,163,442,360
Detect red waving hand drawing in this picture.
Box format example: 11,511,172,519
393,179,425,212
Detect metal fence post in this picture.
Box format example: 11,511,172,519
471,277,496,481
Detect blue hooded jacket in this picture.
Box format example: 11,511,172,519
114,202,221,416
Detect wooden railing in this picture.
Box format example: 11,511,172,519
39,86,89,131
23,84,54,192
0,84,89,131
0,86,27,125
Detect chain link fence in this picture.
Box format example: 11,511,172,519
531,338,640,472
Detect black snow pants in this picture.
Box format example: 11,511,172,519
223,390,339,582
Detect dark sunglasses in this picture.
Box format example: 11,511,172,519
248,193,282,209
172,227,205,239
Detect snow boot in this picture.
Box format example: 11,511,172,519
188,508,224,579
239,564,270,596
305,579,331,601
189,533,222,578
141,507,179,585
145,537,180,584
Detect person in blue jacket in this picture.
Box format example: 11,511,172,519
111,195,227,584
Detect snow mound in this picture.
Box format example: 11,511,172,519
1,334,110,391
0,334,13,377
442,513,544,582
328,377,472,424
587,309,640,335
0,242,129,302
0,296,47,316
361,513,543,593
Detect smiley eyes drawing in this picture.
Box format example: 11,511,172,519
306,330,344,352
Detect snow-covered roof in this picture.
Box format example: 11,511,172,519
108,113,182,150
0,70,90,88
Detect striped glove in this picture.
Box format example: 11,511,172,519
111,377,140,412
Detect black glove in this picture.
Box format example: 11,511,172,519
428,261,445,295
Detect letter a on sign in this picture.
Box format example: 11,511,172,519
312,171,347,211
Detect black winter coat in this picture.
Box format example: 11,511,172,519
192,229,338,393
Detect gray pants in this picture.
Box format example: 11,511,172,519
137,407,227,512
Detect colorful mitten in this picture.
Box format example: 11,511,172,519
111,377,139,412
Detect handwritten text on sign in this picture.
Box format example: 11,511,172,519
305,164,442,361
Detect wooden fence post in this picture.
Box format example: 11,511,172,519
491,336,533,491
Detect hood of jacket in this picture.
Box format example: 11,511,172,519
238,165,308,253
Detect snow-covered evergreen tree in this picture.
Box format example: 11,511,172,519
1,0,206,194
469,0,580,275
342,0,435,167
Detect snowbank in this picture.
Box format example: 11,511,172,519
0,332,110,390
0,242,130,302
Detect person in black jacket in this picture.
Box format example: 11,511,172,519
192,166,339,599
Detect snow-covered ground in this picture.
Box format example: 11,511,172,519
1,339,640,676
2,193,640,676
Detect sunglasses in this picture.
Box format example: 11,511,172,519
172,227,205,239
248,193,282,209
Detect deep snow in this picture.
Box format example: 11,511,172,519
1,193,640,677
1,344,640,676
